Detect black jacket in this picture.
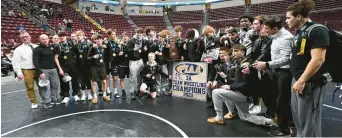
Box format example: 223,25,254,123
229,57,256,97
75,40,91,67
142,38,157,63
127,37,143,61
183,38,203,62
211,61,235,84
248,36,272,63
106,40,121,65
140,62,168,83
118,42,130,67
33,44,56,75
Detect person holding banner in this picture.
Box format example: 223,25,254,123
202,25,221,108
207,44,277,127
140,52,170,99
87,34,111,104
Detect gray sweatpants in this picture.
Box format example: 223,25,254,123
156,64,169,91
39,68,60,103
291,78,326,137
213,89,270,126
129,59,144,94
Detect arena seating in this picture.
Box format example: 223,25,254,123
44,1,100,37
130,15,166,32
1,0,47,43
168,10,203,36
173,22,202,38
168,10,203,23
87,13,134,36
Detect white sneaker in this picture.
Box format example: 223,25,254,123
74,95,80,102
81,94,86,101
107,87,111,94
249,105,261,114
61,97,70,104
31,103,38,109
87,92,93,100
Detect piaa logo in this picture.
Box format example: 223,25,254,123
175,63,203,75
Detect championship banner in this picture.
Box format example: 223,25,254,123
171,62,208,101
200,48,220,61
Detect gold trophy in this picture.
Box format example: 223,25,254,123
168,37,180,60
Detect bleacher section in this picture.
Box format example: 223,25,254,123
1,0,47,43
45,1,100,37
130,15,166,32
87,13,134,36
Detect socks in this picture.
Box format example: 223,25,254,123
215,113,223,121
93,91,98,99
114,88,118,94
103,91,107,97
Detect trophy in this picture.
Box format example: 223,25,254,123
167,37,180,61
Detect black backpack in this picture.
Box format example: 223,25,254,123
306,24,342,82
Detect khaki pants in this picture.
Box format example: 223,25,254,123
22,69,38,104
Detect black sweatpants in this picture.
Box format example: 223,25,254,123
274,69,292,131
259,73,277,117
77,64,91,90
59,64,80,97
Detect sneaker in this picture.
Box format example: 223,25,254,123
61,97,70,104
81,94,86,100
98,91,103,96
207,117,224,125
80,90,86,101
31,103,38,109
74,95,80,102
267,129,291,137
224,112,236,120
51,100,61,105
87,92,93,100
44,103,52,108
122,90,126,99
92,98,98,104
114,94,120,98
249,105,261,114
103,96,110,101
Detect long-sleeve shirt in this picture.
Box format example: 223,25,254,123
127,36,143,61
33,44,56,75
268,28,293,69
12,43,38,76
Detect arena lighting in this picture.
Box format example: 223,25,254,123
84,0,224,6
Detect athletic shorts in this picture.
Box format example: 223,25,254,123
105,62,119,76
110,65,119,76
119,66,129,79
90,65,106,81
144,81,157,92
